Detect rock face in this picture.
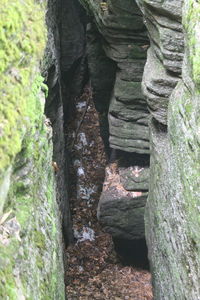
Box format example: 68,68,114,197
80,0,151,240
137,0,200,298
4,0,198,298
0,0,65,298
84,0,150,154
78,1,200,297
137,0,184,125
45,0,87,245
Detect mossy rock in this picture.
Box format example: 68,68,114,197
0,0,46,180
0,1,65,299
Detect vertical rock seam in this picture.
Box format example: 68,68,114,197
45,0,87,245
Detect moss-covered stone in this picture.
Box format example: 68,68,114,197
184,0,200,89
0,0,46,182
0,0,65,299
0,119,65,299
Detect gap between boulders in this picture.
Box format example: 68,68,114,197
65,85,152,299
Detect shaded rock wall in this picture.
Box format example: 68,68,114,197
137,0,200,298
136,0,184,125
80,0,151,241
0,0,65,298
78,2,200,297
45,0,87,244
84,0,150,154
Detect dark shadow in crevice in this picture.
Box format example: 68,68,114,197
109,149,150,167
113,238,149,270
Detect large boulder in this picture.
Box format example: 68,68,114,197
97,164,148,240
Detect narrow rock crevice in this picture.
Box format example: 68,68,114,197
113,238,149,269
45,0,200,297
45,0,155,298
45,0,88,245
46,0,151,261
1,0,200,298
65,85,152,299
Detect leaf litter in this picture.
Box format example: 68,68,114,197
65,86,153,300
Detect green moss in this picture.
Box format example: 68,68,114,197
0,1,65,298
183,0,200,89
0,0,46,179
36,255,44,270
34,230,46,250
0,267,17,299
0,240,21,299
1,124,65,298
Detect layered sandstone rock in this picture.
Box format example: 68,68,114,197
81,0,150,240
84,0,150,153
80,2,200,298
137,0,200,298
137,0,184,125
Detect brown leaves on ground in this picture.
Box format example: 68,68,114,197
103,164,142,198
65,86,153,300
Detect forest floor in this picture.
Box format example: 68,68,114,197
65,86,153,300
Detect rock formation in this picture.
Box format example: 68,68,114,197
1,0,200,298
81,0,151,241
0,0,65,298
78,0,200,297
137,0,200,298
45,0,87,245
85,0,150,153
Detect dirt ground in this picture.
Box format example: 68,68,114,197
65,86,153,300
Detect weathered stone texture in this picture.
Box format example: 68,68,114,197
45,0,75,245
80,0,150,241
97,186,147,240
45,0,87,245
119,166,149,191
97,160,149,240
0,1,65,298
139,0,200,298
83,0,150,154
137,0,184,125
